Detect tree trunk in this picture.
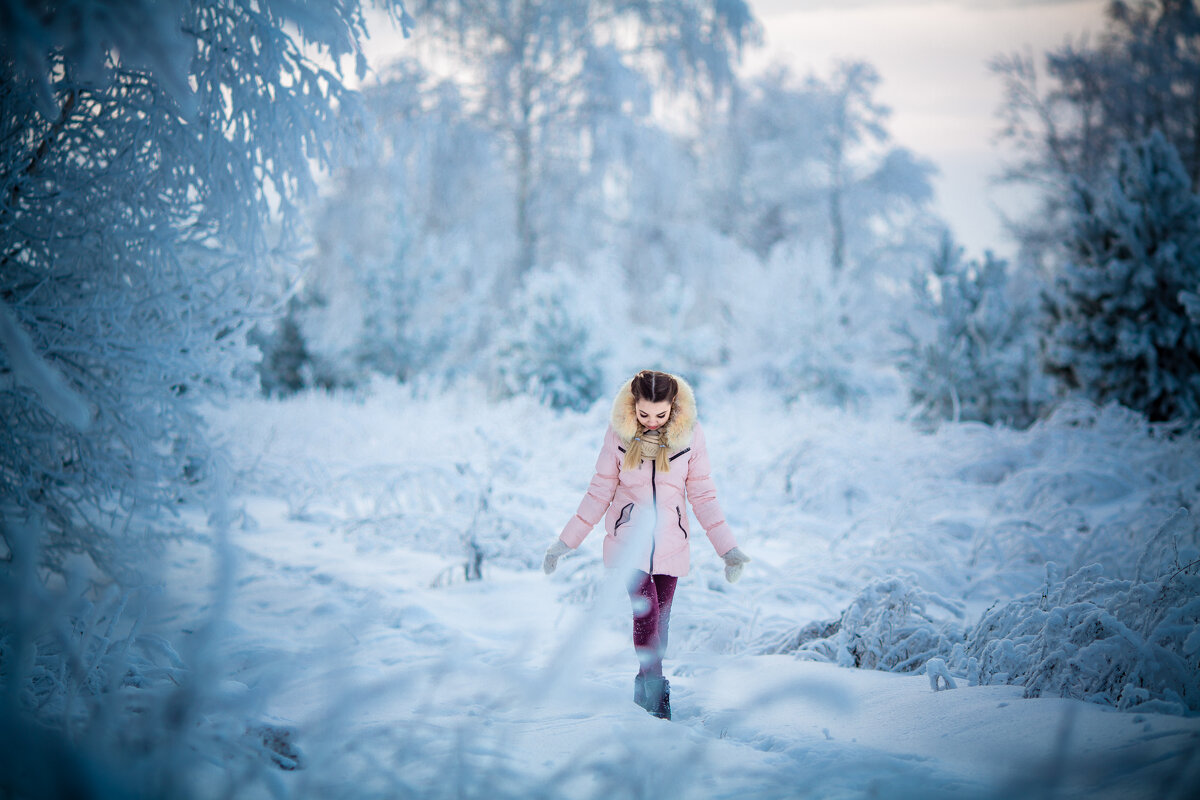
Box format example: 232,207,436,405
514,0,537,281
829,136,845,274
515,119,535,276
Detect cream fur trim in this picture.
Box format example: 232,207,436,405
610,372,697,451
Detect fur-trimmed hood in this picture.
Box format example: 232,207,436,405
610,372,697,452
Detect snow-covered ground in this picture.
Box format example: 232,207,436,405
176,381,1200,798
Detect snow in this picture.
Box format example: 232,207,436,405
135,382,1200,798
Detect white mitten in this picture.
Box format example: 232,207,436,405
722,547,751,583
543,540,572,574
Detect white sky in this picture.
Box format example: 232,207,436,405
358,0,1110,260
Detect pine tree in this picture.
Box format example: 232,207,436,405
898,235,1049,427
1042,131,1200,420
992,0,1200,267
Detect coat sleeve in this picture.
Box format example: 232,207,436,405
685,422,738,557
559,425,621,548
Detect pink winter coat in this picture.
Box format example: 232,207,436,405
558,375,737,577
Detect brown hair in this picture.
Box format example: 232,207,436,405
622,370,679,473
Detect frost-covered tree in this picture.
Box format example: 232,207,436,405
490,264,606,411
702,65,829,260
405,0,759,279
1042,131,1200,421
992,0,1200,266
1,1,412,794
285,59,513,390
0,0,406,580
702,62,937,271
823,61,894,274
897,235,1050,428
699,62,939,405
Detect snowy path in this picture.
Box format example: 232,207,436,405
168,494,1200,799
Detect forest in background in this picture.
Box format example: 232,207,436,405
2,1,1200,797
255,0,1200,430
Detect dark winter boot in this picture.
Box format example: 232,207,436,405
633,674,647,709
643,676,671,720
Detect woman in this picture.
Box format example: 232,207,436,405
542,369,751,720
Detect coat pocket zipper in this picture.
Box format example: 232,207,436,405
614,502,634,535
676,506,688,538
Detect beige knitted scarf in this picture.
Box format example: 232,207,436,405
635,428,668,461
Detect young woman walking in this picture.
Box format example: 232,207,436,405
542,370,751,720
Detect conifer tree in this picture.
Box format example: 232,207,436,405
1042,131,1200,420
899,235,1048,427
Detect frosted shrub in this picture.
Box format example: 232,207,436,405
1042,131,1200,421
829,577,966,672
330,459,552,578
967,509,1200,715
727,244,882,411
250,299,312,398
0,524,288,798
491,265,606,412
760,576,965,673
898,235,1049,428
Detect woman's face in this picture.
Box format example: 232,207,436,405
635,399,672,431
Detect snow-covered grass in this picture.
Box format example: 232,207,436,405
184,382,1200,795
8,381,1198,798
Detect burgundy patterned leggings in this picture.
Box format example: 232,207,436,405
627,571,678,678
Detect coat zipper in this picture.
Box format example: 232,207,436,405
649,458,658,573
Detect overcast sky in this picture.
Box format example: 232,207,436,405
746,0,1109,258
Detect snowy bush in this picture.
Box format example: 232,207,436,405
966,509,1200,715
206,383,587,578
758,576,966,674
0,522,292,799
320,456,553,578
898,235,1050,428
491,265,607,412
250,299,312,398
724,242,889,410
625,261,733,379
1042,131,1200,422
